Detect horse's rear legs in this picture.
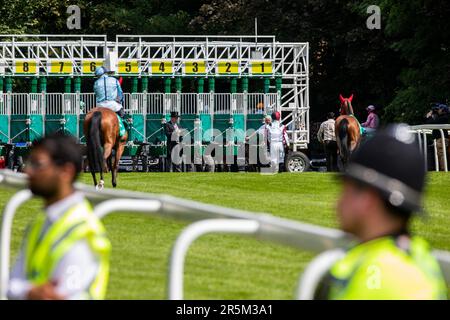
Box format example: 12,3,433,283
112,143,126,188
96,143,113,190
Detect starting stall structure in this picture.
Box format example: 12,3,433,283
0,34,310,172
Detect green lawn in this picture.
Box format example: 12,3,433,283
1,172,450,299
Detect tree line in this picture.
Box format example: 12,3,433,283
1,0,449,124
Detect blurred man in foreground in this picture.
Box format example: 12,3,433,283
314,124,447,300
8,133,110,300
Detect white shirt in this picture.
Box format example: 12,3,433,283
318,119,336,142
268,121,289,145
97,100,122,112
8,192,100,300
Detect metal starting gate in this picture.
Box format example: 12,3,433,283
0,91,278,142
0,34,309,148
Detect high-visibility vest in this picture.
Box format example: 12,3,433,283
24,200,111,300
315,236,447,300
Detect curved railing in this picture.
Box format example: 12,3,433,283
1,169,450,300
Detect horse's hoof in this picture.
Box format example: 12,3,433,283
96,180,105,191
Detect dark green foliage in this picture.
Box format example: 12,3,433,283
1,0,448,124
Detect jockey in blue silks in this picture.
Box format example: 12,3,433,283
93,66,126,120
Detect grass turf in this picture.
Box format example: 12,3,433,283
1,172,449,299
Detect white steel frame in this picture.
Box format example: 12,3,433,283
0,34,309,149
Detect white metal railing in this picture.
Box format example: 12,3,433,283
0,92,279,144
0,92,278,116
147,93,164,114
180,93,198,115
0,94,6,116
43,93,61,115
80,93,97,114
1,169,450,300
165,93,178,114
231,93,244,114
10,93,29,115
198,93,211,115
410,124,450,172
129,93,145,114
214,93,231,114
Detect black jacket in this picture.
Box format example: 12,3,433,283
164,121,182,145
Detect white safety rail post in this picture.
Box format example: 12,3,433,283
439,129,448,172
168,219,260,300
94,198,162,219
409,124,450,172
422,130,428,171
0,189,33,300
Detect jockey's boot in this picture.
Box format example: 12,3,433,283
116,108,126,119
116,108,130,130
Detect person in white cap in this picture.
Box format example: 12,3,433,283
362,105,380,134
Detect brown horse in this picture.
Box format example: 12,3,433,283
335,94,361,169
83,107,127,189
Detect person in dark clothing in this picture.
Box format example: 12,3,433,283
164,111,183,172
425,104,449,171
317,112,338,172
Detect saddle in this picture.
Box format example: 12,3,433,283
116,114,127,138
349,114,365,135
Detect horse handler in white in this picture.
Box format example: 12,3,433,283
267,111,289,173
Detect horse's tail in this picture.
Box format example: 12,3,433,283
338,118,350,163
87,111,104,173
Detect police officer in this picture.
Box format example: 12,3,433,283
314,124,447,299
8,133,110,300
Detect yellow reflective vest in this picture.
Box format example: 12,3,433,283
24,200,111,300
315,236,447,300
